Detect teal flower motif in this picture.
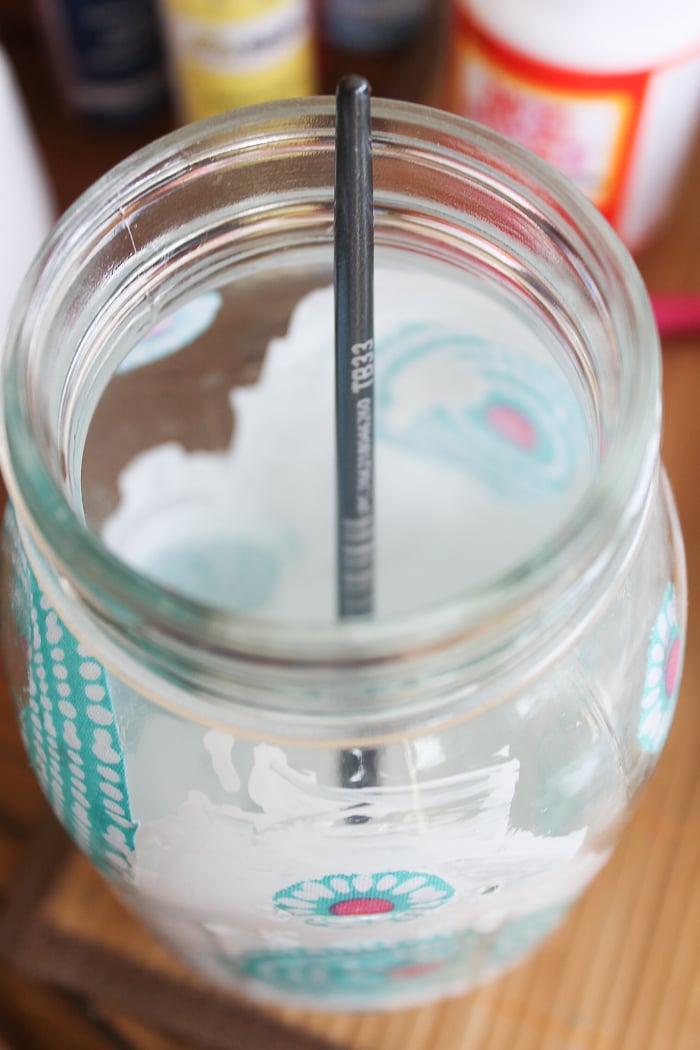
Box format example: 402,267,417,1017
117,290,222,373
237,905,568,999
145,536,280,614
490,904,567,966
273,871,454,923
638,584,682,754
241,935,468,997
376,324,587,502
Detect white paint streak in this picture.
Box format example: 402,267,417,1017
203,730,240,793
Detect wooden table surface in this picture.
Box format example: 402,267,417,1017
0,12,699,1050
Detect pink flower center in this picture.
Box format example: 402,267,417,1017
486,403,537,450
329,897,394,916
389,962,444,980
665,636,681,699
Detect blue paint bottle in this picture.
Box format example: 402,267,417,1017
319,0,433,53
36,0,167,121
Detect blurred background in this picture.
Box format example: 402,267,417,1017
1,0,699,259
1,0,700,250
0,0,448,213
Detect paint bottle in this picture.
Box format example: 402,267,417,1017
317,0,443,103
318,0,434,53
35,0,167,122
158,0,317,124
447,0,700,251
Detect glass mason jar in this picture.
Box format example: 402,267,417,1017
0,99,686,1012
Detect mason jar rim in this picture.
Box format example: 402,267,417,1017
0,97,661,688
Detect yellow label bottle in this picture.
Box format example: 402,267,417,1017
160,0,317,123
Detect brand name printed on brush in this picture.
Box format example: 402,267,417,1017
355,395,372,516
351,338,374,395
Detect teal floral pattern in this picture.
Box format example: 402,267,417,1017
273,870,454,923
638,584,682,754
237,906,567,1000
376,324,586,502
4,509,138,876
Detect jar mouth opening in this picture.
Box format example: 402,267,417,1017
1,98,661,674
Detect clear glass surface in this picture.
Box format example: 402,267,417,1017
0,99,686,1010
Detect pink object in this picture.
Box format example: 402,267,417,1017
389,963,444,980
485,403,538,449
651,294,700,340
329,896,395,916
665,636,681,699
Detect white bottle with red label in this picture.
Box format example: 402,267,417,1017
448,0,700,251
